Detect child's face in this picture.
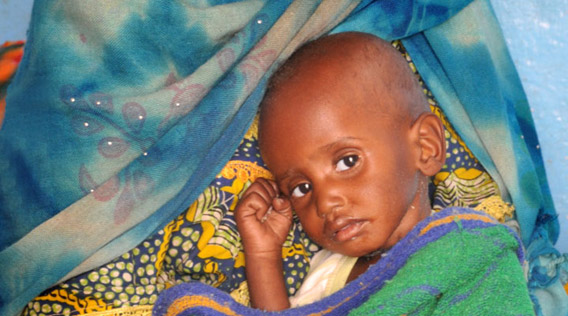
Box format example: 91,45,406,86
260,64,424,258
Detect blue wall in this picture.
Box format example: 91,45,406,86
1,0,567,252
0,0,33,42
490,0,568,252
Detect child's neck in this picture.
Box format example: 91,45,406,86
346,204,433,284
347,253,383,283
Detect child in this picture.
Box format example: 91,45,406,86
234,32,533,312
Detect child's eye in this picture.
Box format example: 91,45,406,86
291,183,312,198
335,155,359,171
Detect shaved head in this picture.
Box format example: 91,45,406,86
260,32,429,136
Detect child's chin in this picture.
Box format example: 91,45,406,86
336,248,368,258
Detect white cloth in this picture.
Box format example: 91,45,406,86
289,249,358,307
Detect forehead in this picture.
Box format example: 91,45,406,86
260,54,399,137
260,41,411,132
263,58,381,123
258,37,415,168
258,74,401,170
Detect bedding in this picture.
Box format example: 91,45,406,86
12,38,513,316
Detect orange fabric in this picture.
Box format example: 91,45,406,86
0,97,5,129
0,41,24,129
0,41,24,82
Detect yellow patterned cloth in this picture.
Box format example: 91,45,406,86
82,306,152,316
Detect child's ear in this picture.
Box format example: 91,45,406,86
411,112,446,176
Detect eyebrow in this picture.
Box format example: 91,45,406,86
316,136,361,154
277,136,362,182
278,169,298,183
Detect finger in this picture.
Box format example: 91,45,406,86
255,178,279,200
241,180,274,206
236,192,270,218
271,197,293,220
272,196,291,211
243,191,284,223
260,205,273,223
265,178,280,196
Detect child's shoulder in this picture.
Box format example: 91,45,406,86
384,206,525,275
348,208,532,316
408,206,523,259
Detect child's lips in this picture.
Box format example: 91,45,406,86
330,219,367,242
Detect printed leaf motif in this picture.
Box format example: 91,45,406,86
139,144,162,167
158,83,207,132
165,72,177,86
122,102,146,133
59,84,89,109
217,48,236,72
170,84,206,116
98,137,130,158
133,170,154,200
71,115,104,136
89,92,114,113
191,186,234,225
239,63,259,89
239,49,276,90
79,164,97,195
79,164,120,201
114,179,134,225
93,175,121,202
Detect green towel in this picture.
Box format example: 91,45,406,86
152,207,534,315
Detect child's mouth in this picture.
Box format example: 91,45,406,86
333,220,366,242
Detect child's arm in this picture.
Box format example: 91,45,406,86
235,178,293,311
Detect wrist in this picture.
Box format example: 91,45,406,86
241,239,283,259
244,249,283,264
244,251,289,311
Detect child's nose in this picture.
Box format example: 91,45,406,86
315,181,347,219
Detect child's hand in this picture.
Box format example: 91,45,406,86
235,178,293,258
